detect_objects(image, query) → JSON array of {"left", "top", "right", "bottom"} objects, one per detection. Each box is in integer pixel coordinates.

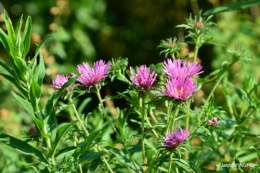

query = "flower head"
[
  {"left": 52, "top": 75, "right": 71, "bottom": 90},
  {"left": 130, "top": 65, "right": 157, "bottom": 89},
  {"left": 208, "top": 117, "right": 218, "bottom": 126},
  {"left": 163, "top": 58, "right": 203, "bottom": 78},
  {"left": 163, "top": 127, "right": 189, "bottom": 149},
  {"left": 161, "top": 77, "right": 196, "bottom": 101},
  {"left": 77, "top": 60, "right": 110, "bottom": 88}
]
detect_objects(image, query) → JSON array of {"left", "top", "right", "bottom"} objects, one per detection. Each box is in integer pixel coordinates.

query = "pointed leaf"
[
  {"left": 15, "top": 15, "right": 23, "bottom": 51},
  {"left": 52, "top": 122, "right": 77, "bottom": 156},
  {"left": 12, "top": 91, "right": 34, "bottom": 116},
  {"left": 4, "top": 10, "right": 16, "bottom": 44},
  {"left": 0, "top": 59, "right": 19, "bottom": 78},
  {"left": 34, "top": 34, "right": 52, "bottom": 59},
  {"left": 21, "top": 16, "right": 32, "bottom": 58},
  {"left": 78, "top": 151, "right": 106, "bottom": 164},
  {"left": 0, "top": 73, "right": 27, "bottom": 96},
  {"left": 33, "top": 117, "right": 47, "bottom": 137},
  {"left": 37, "top": 51, "right": 45, "bottom": 86},
  {"left": 203, "top": 0, "right": 260, "bottom": 16},
  {"left": 0, "top": 29, "right": 10, "bottom": 53},
  {"left": 0, "top": 133, "right": 49, "bottom": 165},
  {"left": 54, "top": 77, "right": 77, "bottom": 103}
]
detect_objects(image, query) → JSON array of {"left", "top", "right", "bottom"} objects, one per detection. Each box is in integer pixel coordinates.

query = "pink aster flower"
[
  {"left": 52, "top": 75, "right": 71, "bottom": 90},
  {"left": 77, "top": 60, "right": 110, "bottom": 88},
  {"left": 163, "top": 58, "right": 203, "bottom": 78},
  {"left": 161, "top": 77, "right": 196, "bottom": 101},
  {"left": 162, "top": 127, "right": 189, "bottom": 149},
  {"left": 208, "top": 117, "right": 218, "bottom": 126},
  {"left": 130, "top": 65, "right": 157, "bottom": 89}
]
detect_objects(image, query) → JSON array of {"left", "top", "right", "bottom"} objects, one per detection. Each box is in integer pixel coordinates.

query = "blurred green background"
[{"left": 0, "top": 0, "right": 260, "bottom": 172}]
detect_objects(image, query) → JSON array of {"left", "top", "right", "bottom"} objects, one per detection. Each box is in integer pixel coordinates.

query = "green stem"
[
  {"left": 169, "top": 104, "right": 180, "bottom": 131},
  {"left": 166, "top": 101, "right": 172, "bottom": 134},
  {"left": 193, "top": 36, "right": 201, "bottom": 62},
  {"left": 198, "top": 73, "right": 225, "bottom": 119},
  {"left": 46, "top": 137, "right": 55, "bottom": 164},
  {"left": 145, "top": 116, "right": 159, "bottom": 138},
  {"left": 149, "top": 110, "right": 158, "bottom": 124},
  {"left": 95, "top": 88, "right": 139, "bottom": 172},
  {"left": 68, "top": 97, "right": 89, "bottom": 136},
  {"left": 168, "top": 153, "right": 173, "bottom": 172},
  {"left": 139, "top": 96, "right": 146, "bottom": 165}
]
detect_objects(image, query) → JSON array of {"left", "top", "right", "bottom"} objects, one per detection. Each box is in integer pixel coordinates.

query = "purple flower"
[
  {"left": 77, "top": 60, "right": 110, "bottom": 88},
  {"left": 130, "top": 65, "right": 157, "bottom": 89},
  {"left": 161, "top": 77, "right": 196, "bottom": 101},
  {"left": 163, "top": 127, "right": 189, "bottom": 149},
  {"left": 163, "top": 58, "right": 203, "bottom": 78},
  {"left": 52, "top": 75, "right": 71, "bottom": 90},
  {"left": 208, "top": 117, "right": 218, "bottom": 126}
]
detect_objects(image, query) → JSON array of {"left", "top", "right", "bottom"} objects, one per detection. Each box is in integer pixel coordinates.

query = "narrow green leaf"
[
  {"left": 0, "top": 59, "right": 19, "bottom": 78},
  {"left": 89, "top": 158, "right": 101, "bottom": 171},
  {"left": 55, "top": 146, "right": 77, "bottom": 157},
  {"left": 54, "top": 77, "right": 77, "bottom": 103},
  {"left": 174, "top": 159, "right": 195, "bottom": 172},
  {"left": 13, "top": 57, "right": 27, "bottom": 81},
  {"left": 46, "top": 110, "right": 57, "bottom": 141},
  {"left": 4, "top": 10, "right": 16, "bottom": 44},
  {"left": 37, "top": 51, "right": 45, "bottom": 86},
  {"left": 78, "top": 151, "right": 106, "bottom": 164},
  {"left": 34, "top": 34, "right": 52, "bottom": 60},
  {"left": 72, "top": 130, "right": 101, "bottom": 159},
  {"left": 31, "top": 77, "right": 42, "bottom": 99},
  {"left": 15, "top": 14, "right": 23, "bottom": 50},
  {"left": 33, "top": 117, "right": 46, "bottom": 137},
  {"left": 78, "top": 97, "right": 91, "bottom": 114},
  {"left": 21, "top": 16, "right": 32, "bottom": 58},
  {"left": 45, "top": 93, "right": 55, "bottom": 117},
  {"left": 0, "top": 133, "right": 49, "bottom": 165},
  {"left": 0, "top": 73, "right": 27, "bottom": 96},
  {"left": 52, "top": 122, "right": 77, "bottom": 157},
  {"left": 0, "top": 29, "right": 10, "bottom": 54},
  {"left": 203, "top": 0, "right": 260, "bottom": 16},
  {"left": 12, "top": 91, "right": 34, "bottom": 116}
]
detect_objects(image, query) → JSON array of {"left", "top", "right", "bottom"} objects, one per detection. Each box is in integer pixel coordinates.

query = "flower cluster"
[
  {"left": 161, "top": 58, "right": 203, "bottom": 101},
  {"left": 52, "top": 75, "right": 71, "bottom": 90},
  {"left": 77, "top": 60, "right": 110, "bottom": 88},
  {"left": 130, "top": 65, "right": 157, "bottom": 89},
  {"left": 52, "top": 60, "right": 110, "bottom": 91},
  {"left": 163, "top": 127, "right": 189, "bottom": 149}
]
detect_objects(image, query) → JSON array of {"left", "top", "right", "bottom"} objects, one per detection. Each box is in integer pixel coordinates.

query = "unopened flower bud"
[
  {"left": 29, "top": 126, "right": 37, "bottom": 136},
  {"left": 208, "top": 117, "right": 218, "bottom": 126},
  {"left": 195, "top": 22, "right": 203, "bottom": 28}
]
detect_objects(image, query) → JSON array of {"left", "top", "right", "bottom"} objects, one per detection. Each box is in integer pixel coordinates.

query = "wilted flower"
[
  {"left": 161, "top": 77, "right": 196, "bottom": 101},
  {"left": 52, "top": 75, "right": 71, "bottom": 90},
  {"left": 130, "top": 65, "right": 157, "bottom": 89},
  {"left": 163, "top": 127, "right": 189, "bottom": 149},
  {"left": 163, "top": 58, "right": 203, "bottom": 78},
  {"left": 77, "top": 60, "right": 110, "bottom": 88},
  {"left": 208, "top": 117, "right": 218, "bottom": 126}
]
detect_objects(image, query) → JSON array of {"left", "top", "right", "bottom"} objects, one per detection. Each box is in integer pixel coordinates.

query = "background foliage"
[{"left": 0, "top": 0, "right": 260, "bottom": 172}]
